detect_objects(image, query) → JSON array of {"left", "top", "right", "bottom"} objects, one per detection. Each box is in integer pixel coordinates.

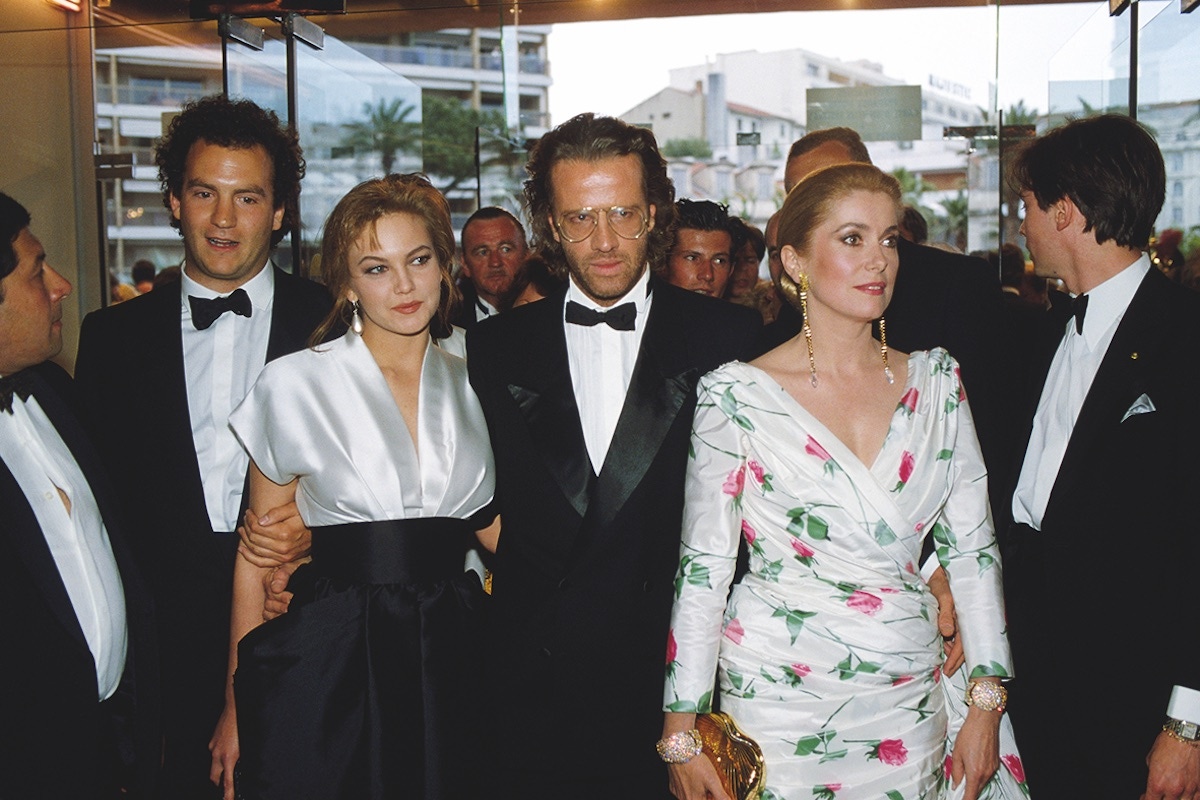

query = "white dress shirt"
[
  {"left": 1011, "top": 253, "right": 1196, "bottom": 719},
  {"left": 0, "top": 390, "right": 127, "bottom": 700},
  {"left": 564, "top": 269, "right": 652, "bottom": 473},
  {"left": 181, "top": 264, "right": 275, "bottom": 532}
]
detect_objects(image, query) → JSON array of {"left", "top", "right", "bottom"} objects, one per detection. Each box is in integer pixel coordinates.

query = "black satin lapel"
[
  {"left": 506, "top": 314, "right": 592, "bottom": 519},
  {"left": 150, "top": 287, "right": 212, "bottom": 529},
  {"left": 591, "top": 294, "right": 694, "bottom": 529},
  {"left": 266, "top": 266, "right": 301, "bottom": 362}
]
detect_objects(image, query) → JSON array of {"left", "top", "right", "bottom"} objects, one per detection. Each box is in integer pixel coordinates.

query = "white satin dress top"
[{"left": 229, "top": 332, "right": 495, "bottom": 527}]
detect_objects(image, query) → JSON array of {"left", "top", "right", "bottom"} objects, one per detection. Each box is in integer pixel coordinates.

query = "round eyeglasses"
[{"left": 554, "top": 206, "right": 650, "bottom": 244}]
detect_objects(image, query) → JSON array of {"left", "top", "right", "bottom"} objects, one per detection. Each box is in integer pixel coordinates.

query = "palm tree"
[
  {"left": 939, "top": 191, "right": 971, "bottom": 253},
  {"left": 343, "top": 98, "right": 420, "bottom": 175},
  {"left": 891, "top": 167, "right": 938, "bottom": 238}
]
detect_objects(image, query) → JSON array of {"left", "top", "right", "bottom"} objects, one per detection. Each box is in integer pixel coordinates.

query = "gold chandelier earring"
[
  {"left": 799, "top": 272, "right": 818, "bottom": 388},
  {"left": 879, "top": 316, "right": 894, "bottom": 384}
]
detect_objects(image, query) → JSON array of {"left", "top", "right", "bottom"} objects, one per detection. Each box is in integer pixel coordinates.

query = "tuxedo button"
[
  {"left": 641, "top": 580, "right": 653, "bottom": 592},
  {"left": 556, "top": 577, "right": 568, "bottom": 590},
  {"left": 540, "top": 646, "right": 552, "bottom": 659}
]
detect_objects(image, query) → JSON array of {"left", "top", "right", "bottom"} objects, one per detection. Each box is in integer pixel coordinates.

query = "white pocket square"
[{"left": 1121, "top": 393, "right": 1156, "bottom": 422}]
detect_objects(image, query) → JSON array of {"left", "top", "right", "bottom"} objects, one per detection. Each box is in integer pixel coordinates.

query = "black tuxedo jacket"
[
  {"left": 1000, "top": 267, "right": 1200, "bottom": 796},
  {"left": 73, "top": 266, "right": 331, "bottom": 795},
  {"left": 468, "top": 280, "right": 760, "bottom": 796},
  {"left": 0, "top": 361, "right": 159, "bottom": 799}
]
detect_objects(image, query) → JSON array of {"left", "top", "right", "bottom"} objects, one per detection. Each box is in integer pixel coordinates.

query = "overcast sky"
[{"left": 544, "top": 3, "right": 1117, "bottom": 126}]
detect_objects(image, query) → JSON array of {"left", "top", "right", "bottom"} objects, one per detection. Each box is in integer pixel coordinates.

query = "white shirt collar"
[{"left": 1072, "top": 253, "right": 1149, "bottom": 347}]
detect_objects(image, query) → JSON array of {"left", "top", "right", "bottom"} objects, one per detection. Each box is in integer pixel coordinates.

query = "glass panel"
[
  {"left": 291, "top": 34, "right": 423, "bottom": 275},
  {"left": 224, "top": 30, "right": 290, "bottom": 122},
  {"left": 333, "top": 7, "right": 537, "bottom": 229},
  {"left": 1138, "top": 1, "right": 1200, "bottom": 280},
  {"left": 1045, "top": 2, "right": 1136, "bottom": 122},
  {"left": 94, "top": 18, "right": 223, "bottom": 284}
]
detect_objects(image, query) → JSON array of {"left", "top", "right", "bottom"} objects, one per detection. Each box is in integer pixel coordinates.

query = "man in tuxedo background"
[
  {"left": 659, "top": 198, "right": 736, "bottom": 299},
  {"left": 450, "top": 205, "right": 529, "bottom": 329},
  {"left": 0, "top": 192, "right": 158, "bottom": 798},
  {"left": 1002, "top": 114, "right": 1199, "bottom": 798},
  {"left": 74, "top": 96, "right": 331, "bottom": 799},
  {"left": 468, "top": 113, "right": 761, "bottom": 798}
]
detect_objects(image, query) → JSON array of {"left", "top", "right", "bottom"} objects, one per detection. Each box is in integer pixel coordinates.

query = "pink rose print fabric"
[{"left": 665, "top": 350, "right": 1025, "bottom": 799}]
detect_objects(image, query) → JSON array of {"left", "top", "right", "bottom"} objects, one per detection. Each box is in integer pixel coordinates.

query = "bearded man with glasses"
[{"left": 467, "top": 113, "right": 761, "bottom": 799}]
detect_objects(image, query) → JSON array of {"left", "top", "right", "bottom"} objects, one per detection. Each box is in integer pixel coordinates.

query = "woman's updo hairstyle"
[{"left": 776, "top": 163, "right": 901, "bottom": 311}]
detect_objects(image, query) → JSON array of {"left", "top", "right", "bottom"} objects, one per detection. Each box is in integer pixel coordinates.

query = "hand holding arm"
[
  {"left": 237, "top": 501, "right": 311, "bottom": 568},
  {"left": 261, "top": 559, "right": 306, "bottom": 621},
  {"left": 926, "top": 566, "right": 965, "bottom": 676}
]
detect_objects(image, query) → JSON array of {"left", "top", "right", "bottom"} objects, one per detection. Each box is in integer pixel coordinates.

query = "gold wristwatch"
[
  {"left": 1164, "top": 717, "right": 1200, "bottom": 744},
  {"left": 965, "top": 679, "right": 1008, "bottom": 713}
]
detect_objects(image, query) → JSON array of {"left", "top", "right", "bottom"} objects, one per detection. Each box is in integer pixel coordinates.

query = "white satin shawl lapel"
[
  {"left": 339, "top": 333, "right": 424, "bottom": 515},
  {"left": 417, "top": 343, "right": 495, "bottom": 518}
]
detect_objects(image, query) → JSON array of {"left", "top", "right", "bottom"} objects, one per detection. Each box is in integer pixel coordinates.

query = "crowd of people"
[{"left": 1, "top": 93, "right": 1197, "bottom": 800}]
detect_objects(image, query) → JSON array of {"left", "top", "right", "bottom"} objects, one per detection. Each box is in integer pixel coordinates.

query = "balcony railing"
[
  {"left": 346, "top": 43, "right": 547, "bottom": 75},
  {"left": 95, "top": 81, "right": 208, "bottom": 107}
]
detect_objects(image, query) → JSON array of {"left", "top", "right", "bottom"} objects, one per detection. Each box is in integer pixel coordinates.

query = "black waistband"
[{"left": 309, "top": 518, "right": 471, "bottom": 584}]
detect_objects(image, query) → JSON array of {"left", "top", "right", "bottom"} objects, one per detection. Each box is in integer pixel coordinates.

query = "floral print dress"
[{"left": 665, "top": 350, "right": 1028, "bottom": 800}]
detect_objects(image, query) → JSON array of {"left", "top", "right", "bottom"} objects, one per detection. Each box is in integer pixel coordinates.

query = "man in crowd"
[
  {"left": 660, "top": 197, "right": 736, "bottom": 299},
  {"left": 898, "top": 203, "right": 929, "bottom": 245},
  {"left": 1002, "top": 114, "right": 1200, "bottom": 798},
  {"left": 467, "top": 113, "right": 760, "bottom": 798},
  {"left": 451, "top": 205, "right": 529, "bottom": 329},
  {"left": 75, "top": 95, "right": 331, "bottom": 799},
  {"left": 131, "top": 259, "right": 156, "bottom": 294},
  {"left": 0, "top": 192, "right": 158, "bottom": 798}
]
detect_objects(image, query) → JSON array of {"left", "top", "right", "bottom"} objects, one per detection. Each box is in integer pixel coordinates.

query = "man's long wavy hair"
[{"left": 524, "top": 113, "right": 676, "bottom": 278}]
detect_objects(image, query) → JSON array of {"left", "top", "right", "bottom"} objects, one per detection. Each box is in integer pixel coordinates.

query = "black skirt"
[{"left": 234, "top": 518, "right": 485, "bottom": 800}]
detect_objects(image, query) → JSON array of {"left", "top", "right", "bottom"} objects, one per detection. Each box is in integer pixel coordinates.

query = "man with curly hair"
[
  {"left": 75, "top": 95, "right": 331, "bottom": 799},
  {"left": 467, "top": 113, "right": 760, "bottom": 798}
]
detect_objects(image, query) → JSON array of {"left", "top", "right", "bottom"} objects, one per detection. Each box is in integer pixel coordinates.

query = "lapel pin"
[{"left": 1130, "top": 352, "right": 1139, "bottom": 360}]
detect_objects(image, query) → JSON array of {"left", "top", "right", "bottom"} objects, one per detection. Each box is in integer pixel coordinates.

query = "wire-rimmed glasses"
[{"left": 554, "top": 206, "right": 650, "bottom": 243}]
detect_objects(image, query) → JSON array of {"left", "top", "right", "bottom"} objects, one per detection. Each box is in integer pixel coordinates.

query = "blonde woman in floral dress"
[{"left": 661, "top": 164, "right": 1026, "bottom": 800}]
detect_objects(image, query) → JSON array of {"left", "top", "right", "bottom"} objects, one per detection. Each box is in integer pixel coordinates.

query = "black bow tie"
[
  {"left": 189, "top": 288, "right": 252, "bottom": 331},
  {"left": 565, "top": 300, "right": 637, "bottom": 331},
  {"left": 1070, "top": 293, "right": 1089, "bottom": 335},
  {"left": 0, "top": 370, "right": 33, "bottom": 415}
]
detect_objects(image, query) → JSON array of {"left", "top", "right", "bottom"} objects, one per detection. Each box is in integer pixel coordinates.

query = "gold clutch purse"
[{"left": 695, "top": 712, "right": 766, "bottom": 800}]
